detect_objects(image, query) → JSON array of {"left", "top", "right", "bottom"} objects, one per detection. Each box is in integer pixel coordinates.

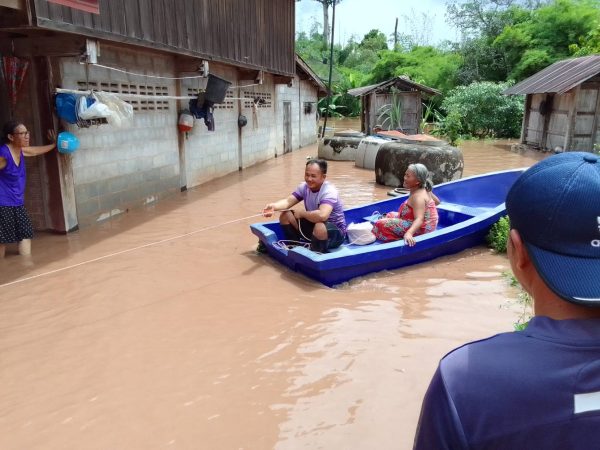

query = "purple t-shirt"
[
  {"left": 0, "top": 144, "right": 26, "bottom": 207},
  {"left": 292, "top": 181, "right": 346, "bottom": 234}
]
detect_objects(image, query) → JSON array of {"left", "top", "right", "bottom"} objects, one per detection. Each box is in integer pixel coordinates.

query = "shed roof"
[
  {"left": 504, "top": 55, "right": 600, "bottom": 95},
  {"left": 295, "top": 54, "right": 328, "bottom": 96},
  {"left": 347, "top": 76, "right": 441, "bottom": 97}
]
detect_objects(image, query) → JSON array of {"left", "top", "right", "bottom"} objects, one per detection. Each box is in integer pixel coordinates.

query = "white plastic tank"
[{"left": 355, "top": 136, "right": 388, "bottom": 169}]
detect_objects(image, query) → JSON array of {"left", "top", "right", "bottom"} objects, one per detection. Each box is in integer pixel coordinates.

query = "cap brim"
[{"left": 525, "top": 243, "right": 600, "bottom": 306}]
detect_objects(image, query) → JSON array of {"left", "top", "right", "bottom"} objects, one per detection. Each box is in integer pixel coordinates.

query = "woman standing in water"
[
  {"left": 372, "top": 163, "right": 440, "bottom": 246},
  {"left": 0, "top": 121, "right": 56, "bottom": 257}
]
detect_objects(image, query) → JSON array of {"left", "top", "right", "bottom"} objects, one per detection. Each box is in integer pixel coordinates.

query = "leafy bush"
[
  {"left": 441, "top": 81, "right": 524, "bottom": 138},
  {"left": 434, "top": 110, "right": 463, "bottom": 146},
  {"left": 487, "top": 216, "right": 510, "bottom": 253}
]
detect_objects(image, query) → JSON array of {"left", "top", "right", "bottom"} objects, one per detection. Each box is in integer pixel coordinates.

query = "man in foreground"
[
  {"left": 414, "top": 152, "right": 600, "bottom": 449},
  {"left": 262, "top": 158, "right": 346, "bottom": 253}
]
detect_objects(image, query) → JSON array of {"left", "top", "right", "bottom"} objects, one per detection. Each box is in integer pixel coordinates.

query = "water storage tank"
[
  {"left": 317, "top": 130, "right": 365, "bottom": 161},
  {"left": 355, "top": 136, "right": 388, "bottom": 169},
  {"left": 375, "top": 141, "right": 464, "bottom": 187}
]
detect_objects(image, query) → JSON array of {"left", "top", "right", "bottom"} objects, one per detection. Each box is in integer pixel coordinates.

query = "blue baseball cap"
[{"left": 506, "top": 152, "right": 600, "bottom": 306}]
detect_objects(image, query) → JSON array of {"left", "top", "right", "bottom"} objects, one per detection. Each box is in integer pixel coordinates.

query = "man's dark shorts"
[{"left": 297, "top": 218, "right": 344, "bottom": 249}]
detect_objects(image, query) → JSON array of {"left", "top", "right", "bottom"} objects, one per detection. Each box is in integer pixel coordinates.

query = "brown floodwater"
[{"left": 0, "top": 139, "right": 544, "bottom": 449}]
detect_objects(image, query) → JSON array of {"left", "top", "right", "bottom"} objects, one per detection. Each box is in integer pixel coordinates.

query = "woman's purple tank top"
[{"left": 0, "top": 144, "right": 26, "bottom": 207}]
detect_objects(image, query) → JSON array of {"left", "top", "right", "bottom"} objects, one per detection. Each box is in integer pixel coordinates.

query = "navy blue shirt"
[{"left": 414, "top": 316, "right": 600, "bottom": 449}]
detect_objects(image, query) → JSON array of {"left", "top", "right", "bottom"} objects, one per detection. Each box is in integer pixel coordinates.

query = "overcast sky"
[{"left": 296, "top": 0, "right": 460, "bottom": 46}]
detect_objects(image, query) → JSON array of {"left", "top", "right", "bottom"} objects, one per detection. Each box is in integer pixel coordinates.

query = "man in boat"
[
  {"left": 262, "top": 158, "right": 346, "bottom": 253},
  {"left": 414, "top": 152, "right": 600, "bottom": 449}
]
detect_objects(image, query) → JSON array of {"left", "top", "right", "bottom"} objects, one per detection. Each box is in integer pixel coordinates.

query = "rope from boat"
[
  {"left": 273, "top": 240, "right": 310, "bottom": 250},
  {"left": 0, "top": 212, "right": 266, "bottom": 289},
  {"left": 269, "top": 208, "right": 389, "bottom": 251}
]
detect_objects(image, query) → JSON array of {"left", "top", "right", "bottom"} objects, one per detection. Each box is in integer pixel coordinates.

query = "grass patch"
[{"left": 503, "top": 271, "right": 533, "bottom": 331}]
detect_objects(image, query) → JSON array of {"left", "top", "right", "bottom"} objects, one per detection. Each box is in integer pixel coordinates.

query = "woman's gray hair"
[{"left": 407, "top": 163, "right": 434, "bottom": 191}]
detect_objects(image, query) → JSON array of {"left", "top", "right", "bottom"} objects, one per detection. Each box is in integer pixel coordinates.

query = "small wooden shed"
[
  {"left": 504, "top": 55, "right": 600, "bottom": 152},
  {"left": 348, "top": 76, "right": 440, "bottom": 135}
]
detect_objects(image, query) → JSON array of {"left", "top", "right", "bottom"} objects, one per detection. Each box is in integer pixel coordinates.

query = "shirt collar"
[{"left": 524, "top": 316, "right": 600, "bottom": 345}]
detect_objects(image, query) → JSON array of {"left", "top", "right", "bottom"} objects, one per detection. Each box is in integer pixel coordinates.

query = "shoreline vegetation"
[{"left": 298, "top": 0, "right": 600, "bottom": 143}]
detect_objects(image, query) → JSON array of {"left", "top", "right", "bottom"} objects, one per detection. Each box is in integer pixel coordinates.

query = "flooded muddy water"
[{"left": 0, "top": 140, "right": 544, "bottom": 449}]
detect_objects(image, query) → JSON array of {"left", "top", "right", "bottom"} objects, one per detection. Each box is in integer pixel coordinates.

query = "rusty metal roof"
[
  {"left": 295, "top": 54, "right": 328, "bottom": 95},
  {"left": 504, "top": 55, "right": 600, "bottom": 95},
  {"left": 347, "top": 76, "right": 440, "bottom": 97}
]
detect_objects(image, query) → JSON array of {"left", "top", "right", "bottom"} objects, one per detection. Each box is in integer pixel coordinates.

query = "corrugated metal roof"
[
  {"left": 347, "top": 76, "right": 440, "bottom": 97},
  {"left": 504, "top": 55, "right": 600, "bottom": 95},
  {"left": 295, "top": 54, "right": 328, "bottom": 95}
]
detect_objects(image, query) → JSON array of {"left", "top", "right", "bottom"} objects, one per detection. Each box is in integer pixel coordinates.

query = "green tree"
[
  {"left": 493, "top": 0, "right": 600, "bottom": 79},
  {"left": 570, "top": 24, "right": 600, "bottom": 55},
  {"left": 447, "top": 0, "right": 532, "bottom": 83},
  {"left": 359, "top": 29, "right": 389, "bottom": 52},
  {"left": 369, "top": 47, "right": 462, "bottom": 93},
  {"left": 332, "top": 68, "right": 365, "bottom": 117},
  {"left": 446, "top": 0, "right": 529, "bottom": 38},
  {"left": 296, "top": 24, "right": 344, "bottom": 81},
  {"left": 441, "top": 81, "right": 524, "bottom": 138},
  {"left": 341, "top": 29, "right": 389, "bottom": 75},
  {"left": 298, "top": 0, "right": 343, "bottom": 44}
]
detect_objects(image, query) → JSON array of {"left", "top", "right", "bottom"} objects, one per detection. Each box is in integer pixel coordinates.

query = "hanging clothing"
[{"left": 189, "top": 98, "right": 215, "bottom": 131}]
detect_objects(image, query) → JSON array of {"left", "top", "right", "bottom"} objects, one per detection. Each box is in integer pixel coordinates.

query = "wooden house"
[
  {"left": 347, "top": 76, "right": 440, "bottom": 135},
  {"left": 504, "top": 55, "right": 600, "bottom": 152},
  {"left": 0, "top": 0, "right": 324, "bottom": 232}
]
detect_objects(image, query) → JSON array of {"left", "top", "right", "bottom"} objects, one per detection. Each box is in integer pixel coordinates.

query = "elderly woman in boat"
[{"left": 372, "top": 163, "right": 440, "bottom": 246}]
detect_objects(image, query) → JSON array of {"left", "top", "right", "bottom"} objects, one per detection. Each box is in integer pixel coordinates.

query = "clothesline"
[
  {"left": 90, "top": 63, "right": 205, "bottom": 80},
  {"left": 55, "top": 88, "right": 261, "bottom": 102},
  {"left": 56, "top": 87, "right": 193, "bottom": 101}
]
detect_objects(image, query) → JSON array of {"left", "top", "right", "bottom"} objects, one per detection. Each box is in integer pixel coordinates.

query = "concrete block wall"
[
  {"left": 181, "top": 67, "right": 281, "bottom": 188},
  {"left": 299, "top": 79, "right": 319, "bottom": 147},
  {"left": 180, "top": 65, "right": 240, "bottom": 188},
  {"left": 53, "top": 47, "right": 322, "bottom": 226},
  {"left": 275, "top": 75, "right": 320, "bottom": 150},
  {"left": 59, "top": 47, "right": 179, "bottom": 226},
  {"left": 238, "top": 76, "right": 279, "bottom": 168}
]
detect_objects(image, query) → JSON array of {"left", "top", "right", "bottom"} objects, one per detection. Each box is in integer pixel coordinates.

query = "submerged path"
[{"left": 0, "top": 141, "right": 542, "bottom": 449}]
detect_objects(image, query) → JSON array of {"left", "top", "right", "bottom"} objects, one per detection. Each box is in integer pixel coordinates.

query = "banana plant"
[{"left": 318, "top": 94, "right": 347, "bottom": 118}]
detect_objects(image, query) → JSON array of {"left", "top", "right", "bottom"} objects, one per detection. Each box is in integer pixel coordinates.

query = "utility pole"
[
  {"left": 394, "top": 18, "right": 398, "bottom": 51},
  {"left": 321, "top": 1, "right": 336, "bottom": 138}
]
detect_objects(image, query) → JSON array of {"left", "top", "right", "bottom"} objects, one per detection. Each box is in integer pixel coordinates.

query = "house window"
[
  {"left": 187, "top": 88, "right": 234, "bottom": 110},
  {"left": 243, "top": 91, "right": 272, "bottom": 109},
  {"left": 76, "top": 81, "right": 171, "bottom": 112}
]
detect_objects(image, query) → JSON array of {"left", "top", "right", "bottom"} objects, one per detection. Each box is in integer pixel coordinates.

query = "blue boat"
[{"left": 250, "top": 168, "right": 525, "bottom": 287}]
